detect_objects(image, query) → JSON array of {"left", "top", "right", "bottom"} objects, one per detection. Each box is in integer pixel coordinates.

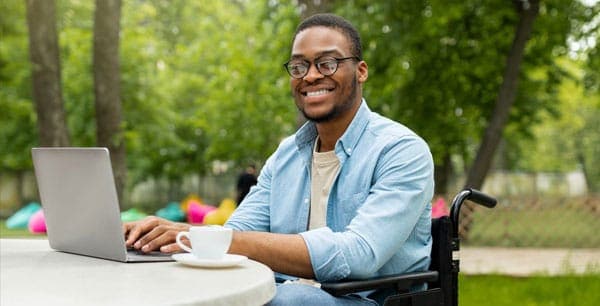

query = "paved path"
[{"left": 460, "top": 247, "right": 600, "bottom": 276}]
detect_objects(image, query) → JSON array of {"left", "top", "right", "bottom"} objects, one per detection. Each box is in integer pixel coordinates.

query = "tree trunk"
[
  {"left": 93, "top": 0, "right": 126, "bottom": 205},
  {"left": 464, "top": 0, "right": 539, "bottom": 190},
  {"left": 461, "top": 0, "right": 539, "bottom": 237},
  {"left": 434, "top": 151, "right": 453, "bottom": 196},
  {"left": 575, "top": 138, "right": 594, "bottom": 193},
  {"left": 25, "top": 0, "right": 70, "bottom": 147}
]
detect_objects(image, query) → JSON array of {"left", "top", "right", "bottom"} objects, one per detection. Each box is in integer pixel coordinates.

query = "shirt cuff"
[{"left": 300, "top": 227, "right": 351, "bottom": 281}]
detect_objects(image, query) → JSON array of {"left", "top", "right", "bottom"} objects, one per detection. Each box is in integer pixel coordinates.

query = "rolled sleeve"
[{"left": 300, "top": 228, "right": 352, "bottom": 281}]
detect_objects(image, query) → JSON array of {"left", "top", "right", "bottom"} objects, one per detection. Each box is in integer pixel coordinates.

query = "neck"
[{"left": 315, "top": 99, "right": 361, "bottom": 152}]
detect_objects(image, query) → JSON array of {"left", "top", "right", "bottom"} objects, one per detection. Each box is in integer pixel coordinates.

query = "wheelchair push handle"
[
  {"left": 467, "top": 189, "right": 497, "bottom": 208},
  {"left": 449, "top": 188, "right": 497, "bottom": 229},
  {"left": 450, "top": 188, "right": 497, "bottom": 211}
]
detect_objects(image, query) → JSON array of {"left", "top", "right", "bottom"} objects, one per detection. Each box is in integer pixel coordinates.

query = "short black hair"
[{"left": 293, "top": 13, "right": 362, "bottom": 60}]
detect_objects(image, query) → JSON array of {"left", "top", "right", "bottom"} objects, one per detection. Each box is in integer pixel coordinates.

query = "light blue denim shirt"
[{"left": 225, "top": 100, "right": 434, "bottom": 282}]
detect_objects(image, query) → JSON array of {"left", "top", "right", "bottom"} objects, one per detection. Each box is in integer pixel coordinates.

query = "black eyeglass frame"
[{"left": 283, "top": 56, "right": 361, "bottom": 79}]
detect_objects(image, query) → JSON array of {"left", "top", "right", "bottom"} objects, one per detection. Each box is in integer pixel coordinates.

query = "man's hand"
[{"left": 123, "top": 216, "right": 191, "bottom": 253}]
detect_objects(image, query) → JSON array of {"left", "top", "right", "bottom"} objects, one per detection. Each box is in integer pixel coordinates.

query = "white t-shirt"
[{"left": 309, "top": 138, "right": 340, "bottom": 230}]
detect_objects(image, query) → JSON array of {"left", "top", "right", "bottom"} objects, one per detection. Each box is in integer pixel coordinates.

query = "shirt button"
[
  {"left": 346, "top": 148, "right": 352, "bottom": 154},
  {"left": 304, "top": 198, "right": 309, "bottom": 203}
]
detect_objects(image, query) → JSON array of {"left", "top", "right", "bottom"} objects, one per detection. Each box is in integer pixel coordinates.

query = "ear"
[{"left": 357, "top": 60, "right": 368, "bottom": 83}]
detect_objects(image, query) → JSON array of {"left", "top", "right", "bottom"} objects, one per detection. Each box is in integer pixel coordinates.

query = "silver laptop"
[{"left": 32, "top": 147, "right": 173, "bottom": 262}]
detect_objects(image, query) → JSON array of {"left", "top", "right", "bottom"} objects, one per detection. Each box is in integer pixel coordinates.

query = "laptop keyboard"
[{"left": 126, "top": 248, "right": 174, "bottom": 262}]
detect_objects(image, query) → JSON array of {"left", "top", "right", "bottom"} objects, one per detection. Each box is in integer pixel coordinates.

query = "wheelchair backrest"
[{"left": 428, "top": 216, "right": 453, "bottom": 306}]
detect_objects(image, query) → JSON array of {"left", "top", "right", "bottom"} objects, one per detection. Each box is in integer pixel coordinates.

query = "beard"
[{"left": 298, "top": 75, "right": 360, "bottom": 123}]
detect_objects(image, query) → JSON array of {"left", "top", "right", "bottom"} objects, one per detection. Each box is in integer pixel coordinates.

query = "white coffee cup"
[{"left": 176, "top": 226, "right": 233, "bottom": 260}]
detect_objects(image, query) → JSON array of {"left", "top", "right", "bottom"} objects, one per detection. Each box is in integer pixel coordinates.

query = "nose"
[{"left": 303, "top": 63, "right": 324, "bottom": 83}]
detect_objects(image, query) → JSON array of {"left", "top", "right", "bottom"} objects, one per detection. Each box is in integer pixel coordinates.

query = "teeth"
[{"left": 306, "top": 89, "right": 329, "bottom": 97}]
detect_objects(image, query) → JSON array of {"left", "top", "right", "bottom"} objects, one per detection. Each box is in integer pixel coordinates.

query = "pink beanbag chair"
[
  {"left": 28, "top": 209, "right": 47, "bottom": 234},
  {"left": 187, "top": 201, "right": 216, "bottom": 224},
  {"left": 432, "top": 198, "right": 449, "bottom": 218}
]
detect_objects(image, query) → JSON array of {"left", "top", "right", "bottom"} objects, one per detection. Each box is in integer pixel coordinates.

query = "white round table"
[{"left": 0, "top": 239, "right": 275, "bottom": 306}]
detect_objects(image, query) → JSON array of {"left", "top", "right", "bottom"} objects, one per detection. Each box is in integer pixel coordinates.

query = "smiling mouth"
[{"left": 303, "top": 89, "right": 332, "bottom": 97}]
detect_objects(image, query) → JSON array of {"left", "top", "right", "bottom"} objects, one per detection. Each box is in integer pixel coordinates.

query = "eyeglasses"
[{"left": 283, "top": 56, "right": 360, "bottom": 79}]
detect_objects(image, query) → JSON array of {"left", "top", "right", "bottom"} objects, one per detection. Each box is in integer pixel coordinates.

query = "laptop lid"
[{"left": 32, "top": 147, "right": 168, "bottom": 262}]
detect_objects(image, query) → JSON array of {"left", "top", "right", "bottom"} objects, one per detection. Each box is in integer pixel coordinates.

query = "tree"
[
  {"left": 509, "top": 58, "right": 600, "bottom": 194},
  {"left": 578, "top": 3, "right": 600, "bottom": 193},
  {"left": 113, "top": 0, "right": 298, "bottom": 202},
  {"left": 3, "top": 0, "right": 596, "bottom": 211},
  {"left": 93, "top": 0, "right": 126, "bottom": 203},
  {"left": 338, "top": 1, "right": 594, "bottom": 194},
  {"left": 338, "top": 1, "right": 521, "bottom": 195},
  {"left": 464, "top": 0, "right": 539, "bottom": 190},
  {"left": 0, "top": 1, "right": 38, "bottom": 206},
  {"left": 25, "top": 0, "right": 70, "bottom": 147}
]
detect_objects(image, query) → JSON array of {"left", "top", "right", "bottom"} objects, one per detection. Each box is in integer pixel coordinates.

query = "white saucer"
[{"left": 172, "top": 253, "right": 248, "bottom": 268}]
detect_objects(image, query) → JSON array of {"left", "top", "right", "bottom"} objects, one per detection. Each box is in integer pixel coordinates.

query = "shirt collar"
[{"left": 295, "top": 99, "right": 371, "bottom": 157}]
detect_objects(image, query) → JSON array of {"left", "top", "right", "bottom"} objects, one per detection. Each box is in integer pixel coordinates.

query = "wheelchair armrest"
[{"left": 320, "top": 271, "right": 439, "bottom": 296}]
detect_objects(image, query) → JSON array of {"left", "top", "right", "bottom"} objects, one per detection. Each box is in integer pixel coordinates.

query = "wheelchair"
[{"left": 321, "top": 188, "right": 497, "bottom": 306}]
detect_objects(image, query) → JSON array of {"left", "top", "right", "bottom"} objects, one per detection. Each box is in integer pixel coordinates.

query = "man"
[{"left": 124, "top": 14, "right": 434, "bottom": 305}]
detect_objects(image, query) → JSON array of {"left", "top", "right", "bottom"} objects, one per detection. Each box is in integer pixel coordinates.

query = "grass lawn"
[
  {"left": 0, "top": 220, "right": 44, "bottom": 238},
  {"left": 460, "top": 274, "right": 600, "bottom": 306}
]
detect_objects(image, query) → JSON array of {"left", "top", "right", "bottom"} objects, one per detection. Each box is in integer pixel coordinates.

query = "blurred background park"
[{"left": 0, "top": 0, "right": 599, "bottom": 304}]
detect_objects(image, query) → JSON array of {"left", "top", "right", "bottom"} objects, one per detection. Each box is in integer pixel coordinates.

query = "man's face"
[{"left": 289, "top": 26, "right": 367, "bottom": 123}]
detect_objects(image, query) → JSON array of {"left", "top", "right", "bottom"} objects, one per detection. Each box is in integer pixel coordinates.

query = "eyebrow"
[{"left": 290, "top": 49, "right": 344, "bottom": 60}]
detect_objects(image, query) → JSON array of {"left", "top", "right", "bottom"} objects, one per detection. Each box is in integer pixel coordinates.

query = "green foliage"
[
  {"left": 337, "top": 0, "right": 598, "bottom": 183},
  {"left": 338, "top": 0, "right": 518, "bottom": 165},
  {"left": 59, "top": 1, "right": 95, "bottom": 147},
  {"left": 1, "top": 0, "right": 598, "bottom": 196},
  {"left": 503, "top": 58, "right": 600, "bottom": 192},
  {"left": 573, "top": 2, "right": 600, "bottom": 93},
  {"left": 0, "top": 0, "right": 300, "bottom": 192},
  {"left": 0, "top": 1, "right": 36, "bottom": 172},
  {"left": 116, "top": 0, "right": 299, "bottom": 187}
]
